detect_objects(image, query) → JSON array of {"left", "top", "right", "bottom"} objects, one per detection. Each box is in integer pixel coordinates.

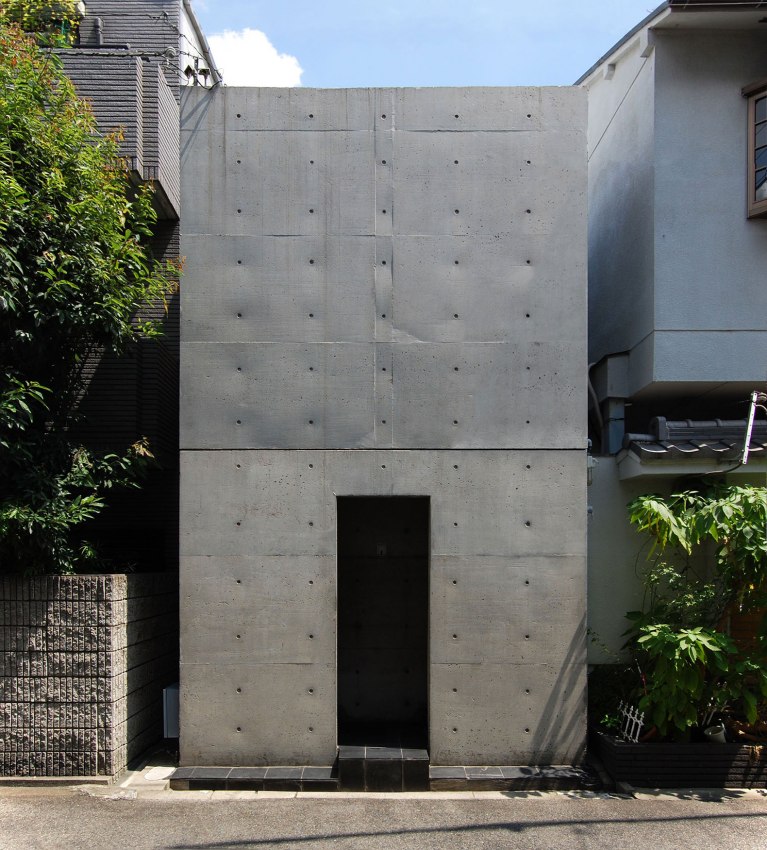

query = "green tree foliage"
[
  {"left": 0, "top": 20, "right": 178, "bottom": 574},
  {"left": 624, "top": 486, "right": 767, "bottom": 736},
  {"left": 0, "top": 1, "right": 82, "bottom": 46}
]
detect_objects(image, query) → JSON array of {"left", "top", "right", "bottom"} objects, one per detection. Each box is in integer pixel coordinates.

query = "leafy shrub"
[{"left": 0, "top": 20, "right": 177, "bottom": 574}]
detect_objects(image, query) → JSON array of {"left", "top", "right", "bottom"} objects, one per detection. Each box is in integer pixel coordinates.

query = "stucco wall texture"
[{"left": 179, "top": 86, "right": 588, "bottom": 766}]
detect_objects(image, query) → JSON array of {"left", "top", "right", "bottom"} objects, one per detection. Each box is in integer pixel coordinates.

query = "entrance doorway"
[{"left": 337, "top": 496, "right": 429, "bottom": 749}]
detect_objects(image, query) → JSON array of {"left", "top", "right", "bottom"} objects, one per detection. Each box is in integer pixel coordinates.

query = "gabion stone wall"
[{"left": 0, "top": 574, "right": 177, "bottom": 779}]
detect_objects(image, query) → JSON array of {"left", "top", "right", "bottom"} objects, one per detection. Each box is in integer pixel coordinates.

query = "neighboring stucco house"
[{"left": 580, "top": 0, "right": 767, "bottom": 661}]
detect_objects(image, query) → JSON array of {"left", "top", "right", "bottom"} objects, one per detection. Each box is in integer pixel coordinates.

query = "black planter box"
[{"left": 593, "top": 730, "right": 767, "bottom": 788}]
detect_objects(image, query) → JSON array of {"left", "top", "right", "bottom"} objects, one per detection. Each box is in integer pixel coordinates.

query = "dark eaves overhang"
[
  {"left": 617, "top": 417, "right": 767, "bottom": 480},
  {"left": 576, "top": 0, "right": 767, "bottom": 85},
  {"left": 669, "top": 1, "right": 767, "bottom": 9}
]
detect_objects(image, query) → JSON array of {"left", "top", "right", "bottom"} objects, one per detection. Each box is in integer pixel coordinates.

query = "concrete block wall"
[
  {"left": 147, "top": 65, "right": 181, "bottom": 215},
  {"left": 78, "top": 0, "right": 182, "bottom": 98},
  {"left": 58, "top": 52, "right": 144, "bottom": 174},
  {"left": 180, "top": 86, "right": 587, "bottom": 766},
  {"left": 0, "top": 574, "right": 177, "bottom": 778}
]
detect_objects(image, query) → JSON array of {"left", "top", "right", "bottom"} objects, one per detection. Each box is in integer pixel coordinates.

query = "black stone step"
[
  {"left": 169, "top": 765, "right": 338, "bottom": 791},
  {"left": 429, "top": 764, "right": 601, "bottom": 791},
  {"left": 169, "top": 761, "right": 599, "bottom": 793},
  {"left": 338, "top": 745, "right": 429, "bottom": 791}
]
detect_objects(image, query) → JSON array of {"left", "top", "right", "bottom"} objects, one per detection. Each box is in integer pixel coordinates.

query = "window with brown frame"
[{"left": 743, "top": 81, "right": 767, "bottom": 218}]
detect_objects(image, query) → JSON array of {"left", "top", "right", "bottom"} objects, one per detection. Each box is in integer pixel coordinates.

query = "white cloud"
[{"left": 208, "top": 28, "right": 303, "bottom": 87}]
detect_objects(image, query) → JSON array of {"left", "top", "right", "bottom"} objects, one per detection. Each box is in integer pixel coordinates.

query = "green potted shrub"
[{"left": 592, "top": 485, "right": 767, "bottom": 786}]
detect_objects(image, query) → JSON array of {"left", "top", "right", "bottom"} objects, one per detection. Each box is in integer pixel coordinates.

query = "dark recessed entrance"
[{"left": 337, "top": 496, "right": 429, "bottom": 749}]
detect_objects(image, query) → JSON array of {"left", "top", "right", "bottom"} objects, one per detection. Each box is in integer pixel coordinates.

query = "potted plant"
[{"left": 592, "top": 485, "right": 767, "bottom": 786}]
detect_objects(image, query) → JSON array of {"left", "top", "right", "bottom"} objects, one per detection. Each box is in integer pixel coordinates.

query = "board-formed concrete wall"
[{"left": 180, "top": 86, "right": 587, "bottom": 766}]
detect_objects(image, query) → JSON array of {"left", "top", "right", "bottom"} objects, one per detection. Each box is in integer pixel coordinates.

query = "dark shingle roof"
[{"left": 623, "top": 417, "right": 767, "bottom": 461}]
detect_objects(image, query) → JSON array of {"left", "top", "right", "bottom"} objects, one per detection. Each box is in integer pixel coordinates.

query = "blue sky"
[{"left": 192, "top": 1, "right": 663, "bottom": 88}]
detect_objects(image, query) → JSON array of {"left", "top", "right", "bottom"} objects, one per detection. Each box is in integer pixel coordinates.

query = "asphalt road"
[{"left": 1, "top": 788, "right": 766, "bottom": 850}]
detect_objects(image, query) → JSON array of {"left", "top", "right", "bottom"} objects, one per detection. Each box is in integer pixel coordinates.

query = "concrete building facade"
[{"left": 179, "top": 86, "right": 588, "bottom": 768}]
